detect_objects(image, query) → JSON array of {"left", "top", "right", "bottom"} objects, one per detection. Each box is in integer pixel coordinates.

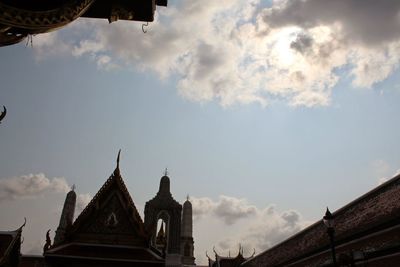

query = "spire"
[
  {"left": 113, "top": 149, "right": 121, "bottom": 177},
  {"left": 186, "top": 194, "right": 190, "bottom": 201},
  {"left": 181, "top": 194, "right": 195, "bottom": 264},
  {"left": 164, "top": 167, "right": 168, "bottom": 176},
  {"left": 159, "top": 175, "right": 170, "bottom": 194},
  {"left": 54, "top": 187, "right": 76, "bottom": 245},
  {"left": 71, "top": 184, "right": 76, "bottom": 191},
  {"left": 182, "top": 196, "right": 193, "bottom": 237}
]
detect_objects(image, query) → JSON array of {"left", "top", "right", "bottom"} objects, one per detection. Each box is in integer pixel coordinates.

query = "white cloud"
[
  {"left": 76, "top": 193, "right": 91, "bottom": 213},
  {"left": 191, "top": 195, "right": 257, "bottom": 225},
  {"left": 377, "top": 168, "right": 400, "bottom": 185},
  {"left": 33, "top": 1, "right": 400, "bottom": 107},
  {"left": 192, "top": 196, "right": 311, "bottom": 264},
  {"left": 0, "top": 173, "right": 70, "bottom": 201},
  {"left": 373, "top": 160, "right": 400, "bottom": 185}
]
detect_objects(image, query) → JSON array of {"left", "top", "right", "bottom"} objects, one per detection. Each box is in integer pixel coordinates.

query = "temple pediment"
[
  {"left": 65, "top": 171, "right": 148, "bottom": 247},
  {"left": 44, "top": 154, "right": 166, "bottom": 267}
]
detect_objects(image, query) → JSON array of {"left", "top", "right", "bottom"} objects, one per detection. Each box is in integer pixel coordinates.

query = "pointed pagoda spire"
[
  {"left": 181, "top": 196, "right": 193, "bottom": 238},
  {"left": 113, "top": 149, "right": 121, "bottom": 177},
  {"left": 181, "top": 195, "right": 195, "bottom": 265},
  {"left": 54, "top": 186, "right": 76, "bottom": 245}
]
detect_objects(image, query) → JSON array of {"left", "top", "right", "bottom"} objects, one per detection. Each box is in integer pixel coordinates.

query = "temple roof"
[
  {"left": 208, "top": 247, "right": 255, "bottom": 267},
  {"left": 245, "top": 173, "right": 400, "bottom": 266},
  {"left": 51, "top": 153, "right": 149, "bottom": 248},
  {"left": 71, "top": 170, "right": 145, "bottom": 233},
  {"left": 0, "top": 0, "right": 168, "bottom": 46},
  {"left": 46, "top": 243, "right": 163, "bottom": 263},
  {"left": 0, "top": 226, "right": 23, "bottom": 266}
]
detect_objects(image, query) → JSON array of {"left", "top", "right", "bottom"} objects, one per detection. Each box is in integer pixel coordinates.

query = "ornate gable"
[{"left": 64, "top": 163, "right": 148, "bottom": 246}]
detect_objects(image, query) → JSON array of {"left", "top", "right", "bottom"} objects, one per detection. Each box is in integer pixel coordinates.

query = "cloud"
[
  {"left": 243, "top": 206, "right": 306, "bottom": 251},
  {"left": 214, "top": 196, "right": 258, "bottom": 225},
  {"left": 0, "top": 173, "right": 70, "bottom": 202},
  {"left": 378, "top": 168, "right": 400, "bottom": 185},
  {"left": 191, "top": 195, "right": 257, "bottom": 225},
  {"left": 193, "top": 195, "right": 310, "bottom": 261},
  {"left": 263, "top": 0, "right": 400, "bottom": 46},
  {"left": 76, "top": 193, "right": 91, "bottom": 213},
  {"left": 216, "top": 205, "right": 307, "bottom": 253},
  {"left": 32, "top": 32, "right": 72, "bottom": 60},
  {"left": 33, "top": 0, "right": 400, "bottom": 107}
]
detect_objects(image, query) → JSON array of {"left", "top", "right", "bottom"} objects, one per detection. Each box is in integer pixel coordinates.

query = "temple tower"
[
  {"left": 145, "top": 173, "right": 183, "bottom": 267},
  {"left": 181, "top": 196, "right": 195, "bottom": 266},
  {"left": 54, "top": 186, "right": 76, "bottom": 245}
]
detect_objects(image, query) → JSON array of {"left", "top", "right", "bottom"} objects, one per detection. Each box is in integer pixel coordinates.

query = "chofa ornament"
[{"left": 0, "top": 106, "right": 6, "bottom": 123}]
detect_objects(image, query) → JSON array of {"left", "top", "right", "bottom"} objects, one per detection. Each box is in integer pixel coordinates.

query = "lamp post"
[{"left": 323, "top": 207, "right": 337, "bottom": 267}]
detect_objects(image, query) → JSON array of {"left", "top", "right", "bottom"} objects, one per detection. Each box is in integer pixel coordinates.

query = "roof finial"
[
  {"left": 117, "top": 149, "right": 121, "bottom": 168},
  {"left": 164, "top": 167, "right": 168, "bottom": 176},
  {"left": 113, "top": 150, "right": 121, "bottom": 176},
  {"left": 187, "top": 194, "right": 190, "bottom": 201},
  {"left": 19, "top": 217, "right": 26, "bottom": 230},
  {"left": 0, "top": 106, "right": 6, "bottom": 124},
  {"left": 43, "top": 229, "right": 52, "bottom": 253}
]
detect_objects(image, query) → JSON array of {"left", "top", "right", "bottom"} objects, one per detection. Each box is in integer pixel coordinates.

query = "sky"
[{"left": 1, "top": 0, "right": 400, "bottom": 265}]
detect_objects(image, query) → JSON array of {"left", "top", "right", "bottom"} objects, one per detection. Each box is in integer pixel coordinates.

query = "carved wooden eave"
[{"left": 0, "top": 0, "right": 168, "bottom": 47}]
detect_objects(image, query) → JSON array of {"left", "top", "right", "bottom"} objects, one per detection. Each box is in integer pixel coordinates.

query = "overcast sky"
[{"left": 1, "top": 0, "right": 400, "bottom": 264}]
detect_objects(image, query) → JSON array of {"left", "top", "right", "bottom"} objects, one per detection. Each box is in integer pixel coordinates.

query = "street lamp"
[{"left": 323, "top": 207, "right": 337, "bottom": 267}]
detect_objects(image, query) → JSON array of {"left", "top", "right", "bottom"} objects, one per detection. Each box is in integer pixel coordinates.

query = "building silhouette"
[
  {"left": 2, "top": 156, "right": 400, "bottom": 266},
  {"left": 0, "top": 152, "right": 196, "bottom": 267}
]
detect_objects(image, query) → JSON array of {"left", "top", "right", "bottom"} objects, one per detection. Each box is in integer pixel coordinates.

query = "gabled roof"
[
  {"left": 74, "top": 170, "right": 143, "bottom": 226},
  {"left": 60, "top": 163, "right": 148, "bottom": 246},
  {"left": 0, "top": 231, "right": 19, "bottom": 265},
  {"left": 0, "top": 222, "right": 24, "bottom": 266}
]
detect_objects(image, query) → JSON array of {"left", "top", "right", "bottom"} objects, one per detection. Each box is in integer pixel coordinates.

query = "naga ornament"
[{"left": 0, "top": 106, "right": 6, "bottom": 123}]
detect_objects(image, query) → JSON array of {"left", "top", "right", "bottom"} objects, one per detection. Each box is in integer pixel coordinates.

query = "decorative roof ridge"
[
  {"left": 72, "top": 170, "right": 144, "bottom": 228},
  {"left": 71, "top": 152, "right": 145, "bottom": 235}
]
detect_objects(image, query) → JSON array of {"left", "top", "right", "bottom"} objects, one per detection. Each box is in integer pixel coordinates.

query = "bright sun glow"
[{"left": 270, "top": 26, "right": 302, "bottom": 67}]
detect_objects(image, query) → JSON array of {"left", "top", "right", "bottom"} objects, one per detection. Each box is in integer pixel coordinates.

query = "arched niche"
[
  {"left": 154, "top": 211, "right": 169, "bottom": 252},
  {"left": 144, "top": 176, "right": 182, "bottom": 254}
]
